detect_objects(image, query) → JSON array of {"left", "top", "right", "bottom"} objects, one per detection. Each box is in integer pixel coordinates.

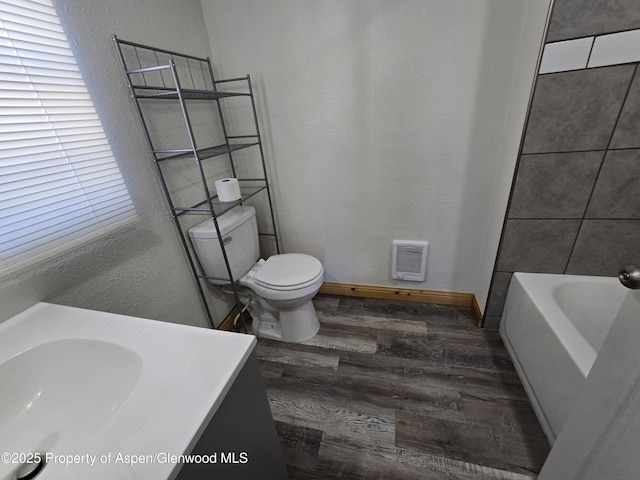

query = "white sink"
[
  {"left": 0, "top": 338, "right": 143, "bottom": 470},
  {"left": 0, "top": 303, "right": 256, "bottom": 480}
]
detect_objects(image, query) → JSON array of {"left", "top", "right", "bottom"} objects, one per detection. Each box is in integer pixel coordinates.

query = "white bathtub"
[{"left": 500, "top": 272, "right": 629, "bottom": 445}]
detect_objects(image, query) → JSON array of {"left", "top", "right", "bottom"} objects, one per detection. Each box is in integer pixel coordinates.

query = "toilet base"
[
  {"left": 244, "top": 295, "right": 320, "bottom": 343},
  {"left": 278, "top": 301, "right": 320, "bottom": 342}
]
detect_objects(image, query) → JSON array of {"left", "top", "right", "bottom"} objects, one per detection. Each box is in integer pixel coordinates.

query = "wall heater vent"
[{"left": 391, "top": 240, "right": 428, "bottom": 282}]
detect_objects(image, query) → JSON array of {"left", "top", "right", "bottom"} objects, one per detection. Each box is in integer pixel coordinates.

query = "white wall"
[
  {"left": 0, "top": 0, "right": 233, "bottom": 327},
  {"left": 0, "top": 0, "right": 550, "bottom": 326},
  {"left": 201, "top": 0, "right": 550, "bottom": 310}
]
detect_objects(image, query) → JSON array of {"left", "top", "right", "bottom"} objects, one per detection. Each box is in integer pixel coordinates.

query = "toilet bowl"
[
  {"left": 238, "top": 254, "right": 323, "bottom": 342},
  {"left": 188, "top": 206, "right": 323, "bottom": 342}
]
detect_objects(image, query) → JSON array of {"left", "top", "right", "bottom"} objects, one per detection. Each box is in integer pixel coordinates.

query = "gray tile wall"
[{"left": 484, "top": 0, "right": 640, "bottom": 329}]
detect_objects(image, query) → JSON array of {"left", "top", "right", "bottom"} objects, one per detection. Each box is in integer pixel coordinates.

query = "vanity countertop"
[{"left": 0, "top": 302, "right": 256, "bottom": 480}]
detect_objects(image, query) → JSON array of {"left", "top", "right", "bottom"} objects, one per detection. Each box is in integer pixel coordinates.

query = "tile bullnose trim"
[
  {"left": 318, "top": 282, "right": 483, "bottom": 327},
  {"left": 539, "top": 37, "right": 593, "bottom": 74},
  {"left": 540, "top": 27, "right": 640, "bottom": 74}
]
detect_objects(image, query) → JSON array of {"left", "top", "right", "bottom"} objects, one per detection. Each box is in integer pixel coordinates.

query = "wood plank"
[
  {"left": 274, "top": 421, "right": 323, "bottom": 472},
  {"left": 317, "top": 311, "right": 429, "bottom": 336},
  {"left": 267, "top": 387, "right": 396, "bottom": 447},
  {"left": 337, "top": 351, "right": 529, "bottom": 402},
  {"left": 312, "top": 295, "right": 341, "bottom": 314},
  {"left": 300, "top": 322, "right": 378, "bottom": 353},
  {"left": 265, "top": 363, "right": 466, "bottom": 423},
  {"left": 255, "top": 341, "right": 340, "bottom": 370},
  {"left": 376, "top": 333, "right": 515, "bottom": 372},
  {"left": 425, "top": 326, "right": 506, "bottom": 349},
  {"left": 315, "top": 434, "right": 537, "bottom": 480},
  {"left": 395, "top": 410, "right": 549, "bottom": 475},
  {"left": 257, "top": 358, "right": 284, "bottom": 381},
  {"left": 459, "top": 394, "right": 549, "bottom": 438},
  {"left": 425, "top": 308, "right": 483, "bottom": 332},
  {"left": 314, "top": 434, "right": 438, "bottom": 480},
  {"left": 332, "top": 295, "right": 478, "bottom": 328},
  {"left": 257, "top": 293, "right": 548, "bottom": 478}
]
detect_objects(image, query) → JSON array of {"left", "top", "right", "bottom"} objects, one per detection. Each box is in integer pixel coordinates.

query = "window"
[{"left": 0, "top": 0, "right": 136, "bottom": 274}]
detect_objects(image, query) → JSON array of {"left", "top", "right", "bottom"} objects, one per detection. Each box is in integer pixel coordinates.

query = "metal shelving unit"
[{"left": 113, "top": 36, "right": 280, "bottom": 330}]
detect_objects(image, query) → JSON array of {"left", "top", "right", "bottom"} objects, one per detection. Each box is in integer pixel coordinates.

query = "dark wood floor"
[{"left": 255, "top": 295, "right": 550, "bottom": 479}]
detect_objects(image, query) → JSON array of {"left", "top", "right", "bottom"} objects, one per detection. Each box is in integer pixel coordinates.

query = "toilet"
[{"left": 188, "top": 206, "right": 323, "bottom": 342}]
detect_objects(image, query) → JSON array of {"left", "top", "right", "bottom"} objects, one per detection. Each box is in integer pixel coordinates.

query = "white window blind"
[{"left": 0, "top": 0, "right": 136, "bottom": 274}]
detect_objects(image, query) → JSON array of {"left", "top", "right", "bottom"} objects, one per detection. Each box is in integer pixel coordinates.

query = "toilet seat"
[{"left": 254, "top": 253, "right": 323, "bottom": 291}]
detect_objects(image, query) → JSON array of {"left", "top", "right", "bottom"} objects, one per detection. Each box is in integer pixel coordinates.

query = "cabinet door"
[{"left": 176, "top": 352, "right": 288, "bottom": 480}]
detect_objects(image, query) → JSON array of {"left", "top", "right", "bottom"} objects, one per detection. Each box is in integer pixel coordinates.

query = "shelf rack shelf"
[
  {"left": 153, "top": 141, "right": 260, "bottom": 162},
  {"left": 113, "top": 35, "right": 280, "bottom": 330},
  {"left": 173, "top": 184, "right": 268, "bottom": 217}
]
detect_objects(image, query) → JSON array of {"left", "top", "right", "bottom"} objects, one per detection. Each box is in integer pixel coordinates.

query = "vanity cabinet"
[
  {"left": 113, "top": 36, "right": 280, "bottom": 330},
  {"left": 176, "top": 352, "right": 288, "bottom": 480},
  {"left": 0, "top": 303, "right": 286, "bottom": 480}
]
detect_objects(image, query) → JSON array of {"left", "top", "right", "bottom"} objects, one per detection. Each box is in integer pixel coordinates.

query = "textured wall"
[
  {"left": 0, "top": 1, "right": 552, "bottom": 325},
  {"left": 486, "top": 0, "right": 640, "bottom": 328},
  {"left": 0, "top": 0, "right": 233, "bottom": 326},
  {"left": 200, "top": 0, "right": 550, "bottom": 309}
]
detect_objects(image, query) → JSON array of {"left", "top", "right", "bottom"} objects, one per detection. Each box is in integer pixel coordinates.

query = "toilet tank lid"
[{"left": 188, "top": 206, "right": 255, "bottom": 240}]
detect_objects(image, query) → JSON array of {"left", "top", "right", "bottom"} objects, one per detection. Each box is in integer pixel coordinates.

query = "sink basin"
[
  {"left": 0, "top": 339, "right": 143, "bottom": 468},
  {"left": 0, "top": 303, "right": 256, "bottom": 480}
]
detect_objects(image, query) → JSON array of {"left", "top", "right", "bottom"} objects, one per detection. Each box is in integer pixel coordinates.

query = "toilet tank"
[{"left": 188, "top": 206, "right": 259, "bottom": 284}]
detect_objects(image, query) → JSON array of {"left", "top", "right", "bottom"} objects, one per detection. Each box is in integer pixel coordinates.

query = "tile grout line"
[{"left": 562, "top": 62, "right": 639, "bottom": 274}]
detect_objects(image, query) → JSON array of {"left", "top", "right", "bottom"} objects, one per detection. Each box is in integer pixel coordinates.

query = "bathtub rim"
[
  {"left": 508, "top": 272, "right": 612, "bottom": 378},
  {"left": 499, "top": 272, "right": 623, "bottom": 445}
]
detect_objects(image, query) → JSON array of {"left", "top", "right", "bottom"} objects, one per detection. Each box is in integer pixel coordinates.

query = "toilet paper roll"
[{"left": 215, "top": 177, "right": 241, "bottom": 202}]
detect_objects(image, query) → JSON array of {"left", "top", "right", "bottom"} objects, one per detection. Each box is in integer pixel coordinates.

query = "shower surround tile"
[
  {"left": 488, "top": 1, "right": 640, "bottom": 329},
  {"left": 540, "top": 31, "right": 640, "bottom": 74},
  {"left": 485, "top": 271, "right": 513, "bottom": 317},
  {"left": 546, "top": 0, "right": 640, "bottom": 42},
  {"left": 522, "top": 66, "right": 634, "bottom": 153},
  {"left": 539, "top": 37, "right": 593, "bottom": 74},
  {"left": 586, "top": 149, "right": 640, "bottom": 218},
  {"left": 482, "top": 315, "right": 502, "bottom": 331},
  {"left": 588, "top": 29, "right": 640, "bottom": 68},
  {"left": 566, "top": 220, "right": 640, "bottom": 276},
  {"left": 497, "top": 219, "right": 581, "bottom": 273},
  {"left": 509, "top": 152, "right": 603, "bottom": 218},
  {"left": 611, "top": 70, "right": 640, "bottom": 149}
]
